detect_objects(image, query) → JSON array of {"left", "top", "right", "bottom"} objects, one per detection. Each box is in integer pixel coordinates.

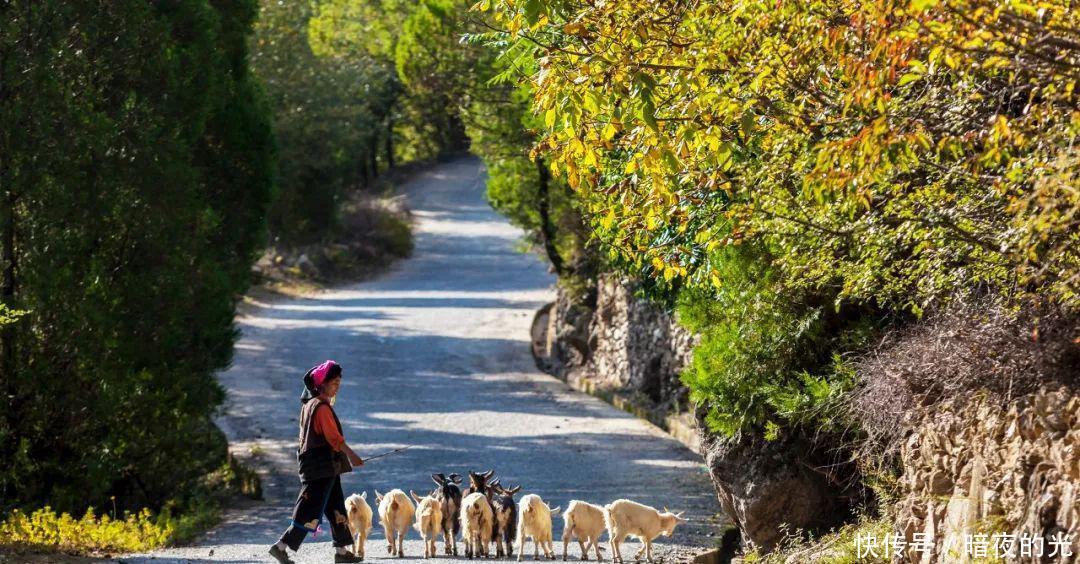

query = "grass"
[
  {"left": 0, "top": 455, "right": 260, "bottom": 557},
  {"left": 741, "top": 516, "right": 894, "bottom": 564}
]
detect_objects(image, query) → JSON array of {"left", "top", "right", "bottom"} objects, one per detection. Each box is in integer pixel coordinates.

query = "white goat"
[
  {"left": 344, "top": 492, "right": 373, "bottom": 560},
  {"left": 603, "top": 499, "right": 685, "bottom": 563},
  {"left": 376, "top": 489, "right": 415, "bottom": 557},
  {"left": 561, "top": 500, "right": 606, "bottom": 561},
  {"left": 411, "top": 490, "right": 444, "bottom": 559},
  {"left": 460, "top": 491, "right": 494, "bottom": 559},
  {"left": 516, "top": 494, "right": 560, "bottom": 561}
]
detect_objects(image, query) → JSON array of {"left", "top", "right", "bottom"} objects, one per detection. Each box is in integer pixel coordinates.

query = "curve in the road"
[{"left": 136, "top": 157, "right": 721, "bottom": 564}]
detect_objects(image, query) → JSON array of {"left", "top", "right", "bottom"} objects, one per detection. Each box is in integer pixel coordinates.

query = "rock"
[
  {"left": 896, "top": 388, "right": 1080, "bottom": 562},
  {"left": 296, "top": 253, "right": 317, "bottom": 277},
  {"left": 697, "top": 428, "right": 852, "bottom": 552}
]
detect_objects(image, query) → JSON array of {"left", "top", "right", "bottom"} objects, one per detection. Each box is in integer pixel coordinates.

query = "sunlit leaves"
[{"left": 487, "top": 0, "right": 1080, "bottom": 310}]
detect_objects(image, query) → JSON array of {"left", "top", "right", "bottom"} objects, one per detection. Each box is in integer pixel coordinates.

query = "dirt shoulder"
[{"left": 250, "top": 165, "right": 422, "bottom": 301}]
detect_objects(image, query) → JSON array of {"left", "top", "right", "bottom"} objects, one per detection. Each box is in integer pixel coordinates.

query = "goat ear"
[
  {"left": 662, "top": 506, "right": 669, "bottom": 514},
  {"left": 375, "top": 489, "right": 384, "bottom": 502},
  {"left": 432, "top": 473, "right": 444, "bottom": 486},
  {"left": 360, "top": 491, "right": 367, "bottom": 499},
  {"left": 449, "top": 473, "right": 462, "bottom": 483},
  {"left": 410, "top": 490, "right": 422, "bottom": 504},
  {"left": 509, "top": 485, "right": 522, "bottom": 495},
  {"left": 550, "top": 506, "right": 561, "bottom": 513},
  {"left": 675, "top": 511, "right": 686, "bottom": 520},
  {"left": 482, "top": 469, "right": 495, "bottom": 478}
]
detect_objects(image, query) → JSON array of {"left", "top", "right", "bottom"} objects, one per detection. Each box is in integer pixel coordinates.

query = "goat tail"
[{"left": 602, "top": 504, "right": 614, "bottom": 535}]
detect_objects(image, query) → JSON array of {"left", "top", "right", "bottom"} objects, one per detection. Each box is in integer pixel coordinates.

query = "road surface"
[{"left": 133, "top": 157, "right": 721, "bottom": 563}]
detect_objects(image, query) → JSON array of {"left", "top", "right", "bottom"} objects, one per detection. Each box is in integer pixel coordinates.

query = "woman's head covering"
[{"left": 300, "top": 360, "right": 342, "bottom": 403}]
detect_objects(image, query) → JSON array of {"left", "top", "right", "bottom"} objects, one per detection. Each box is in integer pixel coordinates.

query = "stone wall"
[
  {"left": 532, "top": 274, "right": 697, "bottom": 422},
  {"left": 896, "top": 387, "right": 1079, "bottom": 563}
]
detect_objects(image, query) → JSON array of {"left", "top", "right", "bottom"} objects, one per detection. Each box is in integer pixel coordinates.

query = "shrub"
[
  {"left": 0, "top": 456, "right": 260, "bottom": 555},
  {"left": 677, "top": 245, "right": 882, "bottom": 439},
  {"left": 0, "top": 507, "right": 172, "bottom": 554}
]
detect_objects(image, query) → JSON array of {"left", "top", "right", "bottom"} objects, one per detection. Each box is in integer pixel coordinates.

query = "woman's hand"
[{"left": 344, "top": 444, "right": 364, "bottom": 466}]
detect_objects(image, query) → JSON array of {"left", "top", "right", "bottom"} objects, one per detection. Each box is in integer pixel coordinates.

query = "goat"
[
  {"left": 517, "top": 494, "right": 560, "bottom": 561},
  {"left": 491, "top": 482, "right": 522, "bottom": 558},
  {"left": 431, "top": 472, "right": 463, "bottom": 556},
  {"left": 344, "top": 492, "right": 373, "bottom": 560},
  {"left": 465, "top": 470, "right": 499, "bottom": 555},
  {"left": 561, "top": 500, "right": 606, "bottom": 561},
  {"left": 411, "top": 490, "right": 443, "bottom": 559},
  {"left": 460, "top": 491, "right": 494, "bottom": 559},
  {"left": 375, "top": 489, "right": 415, "bottom": 558},
  {"left": 603, "top": 499, "right": 685, "bottom": 563}
]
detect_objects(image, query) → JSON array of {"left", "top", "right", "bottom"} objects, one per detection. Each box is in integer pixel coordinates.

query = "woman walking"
[{"left": 269, "top": 360, "right": 365, "bottom": 563}]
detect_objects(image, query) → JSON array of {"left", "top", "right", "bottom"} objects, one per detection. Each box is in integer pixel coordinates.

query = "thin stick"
[{"left": 361, "top": 445, "right": 411, "bottom": 463}]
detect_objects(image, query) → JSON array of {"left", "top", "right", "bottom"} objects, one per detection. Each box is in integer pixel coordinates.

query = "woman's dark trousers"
[{"left": 279, "top": 475, "right": 353, "bottom": 550}]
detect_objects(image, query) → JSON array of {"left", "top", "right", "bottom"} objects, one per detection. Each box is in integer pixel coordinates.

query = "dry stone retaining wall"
[{"left": 897, "top": 388, "right": 1079, "bottom": 563}]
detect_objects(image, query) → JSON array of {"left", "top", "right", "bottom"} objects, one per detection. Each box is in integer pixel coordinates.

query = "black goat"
[
  {"left": 431, "top": 473, "right": 463, "bottom": 556},
  {"left": 491, "top": 482, "right": 522, "bottom": 559}
]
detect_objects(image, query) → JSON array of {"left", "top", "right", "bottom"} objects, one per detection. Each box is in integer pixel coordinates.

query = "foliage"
[
  {"left": 310, "top": 0, "right": 471, "bottom": 160},
  {"left": 677, "top": 246, "right": 880, "bottom": 438},
  {"left": 0, "top": 456, "right": 260, "bottom": 554},
  {"left": 0, "top": 507, "right": 172, "bottom": 554},
  {"left": 394, "top": 0, "right": 471, "bottom": 153},
  {"left": 0, "top": 0, "right": 272, "bottom": 515},
  {"left": 480, "top": 0, "right": 1080, "bottom": 444},
  {"left": 485, "top": 0, "right": 1080, "bottom": 313},
  {"left": 252, "top": 0, "right": 401, "bottom": 244}
]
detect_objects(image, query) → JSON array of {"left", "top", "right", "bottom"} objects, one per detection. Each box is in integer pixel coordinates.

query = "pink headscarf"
[{"left": 310, "top": 360, "right": 338, "bottom": 387}]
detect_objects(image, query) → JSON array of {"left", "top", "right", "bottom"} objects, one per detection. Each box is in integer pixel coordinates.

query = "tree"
[
  {"left": 310, "top": 0, "right": 472, "bottom": 160},
  {"left": 0, "top": 0, "right": 273, "bottom": 512},
  {"left": 486, "top": 0, "right": 1080, "bottom": 312},
  {"left": 253, "top": 0, "right": 401, "bottom": 243}
]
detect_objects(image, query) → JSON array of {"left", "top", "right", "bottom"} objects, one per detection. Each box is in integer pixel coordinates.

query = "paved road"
[{"left": 133, "top": 157, "right": 720, "bottom": 564}]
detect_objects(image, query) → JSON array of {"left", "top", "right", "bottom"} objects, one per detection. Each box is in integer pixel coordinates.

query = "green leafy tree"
[
  {"left": 483, "top": 0, "right": 1080, "bottom": 439},
  {"left": 0, "top": 0, "right": 273, "bottom": 513},
  {"left": 310, "top": 0, "right": 471, "bottom": 160},
  {"left": 253, "top": 0, "right": 401, "bottom": 243}
]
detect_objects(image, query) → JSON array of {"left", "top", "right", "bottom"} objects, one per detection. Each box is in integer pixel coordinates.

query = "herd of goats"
[{"left": 344, "top": 470, "right": 688, "bottom": 562}]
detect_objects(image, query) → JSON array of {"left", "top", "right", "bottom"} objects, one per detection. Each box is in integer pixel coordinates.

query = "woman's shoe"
[{"left": 268, "top": 544, "right": 295, "bottom": 564}]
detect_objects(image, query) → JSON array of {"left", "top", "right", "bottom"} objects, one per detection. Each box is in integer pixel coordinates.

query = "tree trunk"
[
  {"left": 384, "top": 116, "right": 395, "bottom": 169},
  {"left": 535, "top": 157, "right": 565, "bottom": 276},
  {"left": 0, "top": 45, "right": 15, "bottom": 399},
  {"left": 368, "top": 133, "right": 378, "bottom": 182},
  {"left": 359, "top": 153, "right": 370, "bottom": 188}
]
